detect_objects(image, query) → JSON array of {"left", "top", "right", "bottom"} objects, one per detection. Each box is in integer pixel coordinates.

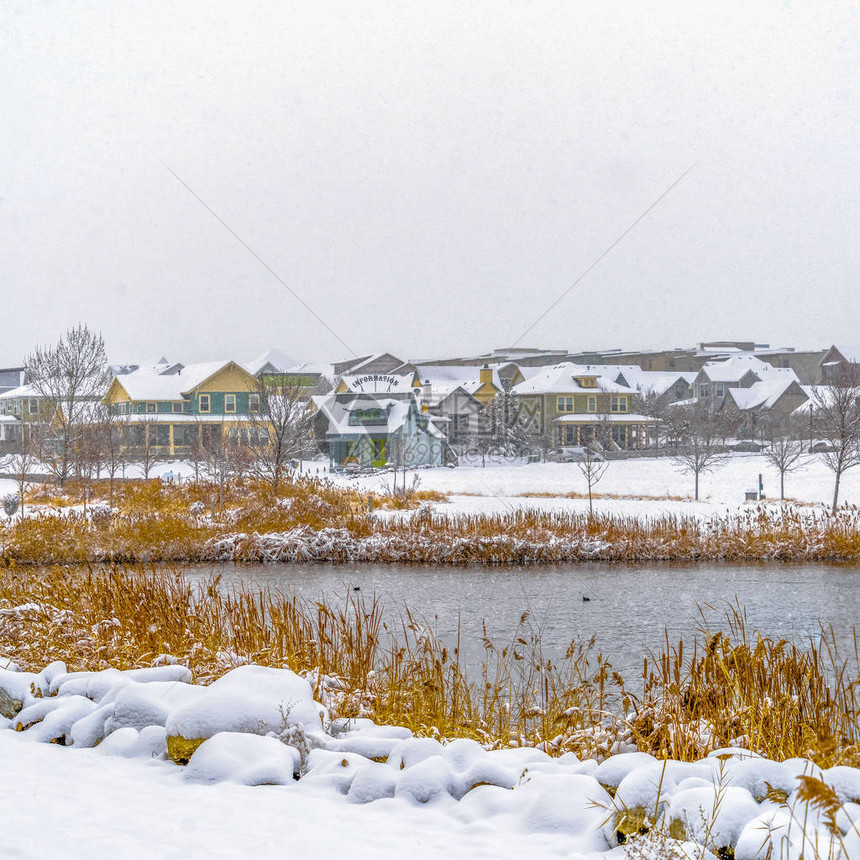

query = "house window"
[
  {"left": 225, "top": 394, "right": 236, "bottom": 413},
  {"left": 28, "top": 399, "right": 38, "bottom": 415},
  {"left": 146, "top": 402, "right": 157, "bottom": 413},
  {"left": 610, "top": 395, "right": 628, "bottom": 413},
  {"left": 556, "top": 396, "right": 574, "bottom": 413},
  {"left": 587, "top": 396, "right": 597, "bottom": 413},
  {"left": 249, "top": 393, "right": 260, "bottom": 413},
  {"left": 714, "top": 383, "right": 725, "bottom": 397},
  {"left": 172, "top": 401, "right": 185, "bottom": 414},
  {"left": 199, "top": 394, "right": 210, "bottom": 413},
  {"left": 699, "top": 384, "right": 710, "bottom": 398}
]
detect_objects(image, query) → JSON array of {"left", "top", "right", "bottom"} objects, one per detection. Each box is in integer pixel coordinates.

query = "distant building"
[{"left": 512, "top": 363, "right": 656, "bottom": 451}]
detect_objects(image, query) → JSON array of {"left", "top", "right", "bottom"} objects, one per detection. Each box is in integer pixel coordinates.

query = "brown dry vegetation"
[
  {"left": 0, "top": 564, "right": 857, "bottom": 767},
  {"left": 4, "top": 477, "right": 860, "bottom": 563}
]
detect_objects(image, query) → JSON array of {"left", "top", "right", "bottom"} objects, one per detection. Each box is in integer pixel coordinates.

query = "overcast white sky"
[{"left": 2, "top": 1, "right": 858, "bottom": 366}]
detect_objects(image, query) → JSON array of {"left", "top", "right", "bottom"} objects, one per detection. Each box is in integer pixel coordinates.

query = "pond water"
[{"left": 182, "top": 562, "right": 860, "bottom": 679}]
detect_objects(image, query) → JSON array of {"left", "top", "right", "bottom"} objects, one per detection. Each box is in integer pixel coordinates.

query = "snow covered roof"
[
  {"left": 511, "top": 363, "right": 635, "bottom": 396},
  {"left": 318, "top": 396, "right": 412, "bottom": 436},
  {"left": 613, "top": 366, "right": 695, "bottom": 396},
  {"left": 284, "top": 361, "right": 329, "bottom": 377},
  {"left": 793, "top": 385, "right": 835, "bottom": 414},
  {"left": 727, "top": 378, "right": 803, "bottom": 411},
  {"left": 245, "top": 348, "right": 297, "bottom": 376},
  {"left": 0, "top": 384, "right": 41, "bottom": 401},
  {"left": 111, "top": 361, "right": 249, "bottom": 401},
  {"left": 697, "top": 355, "right": 799, "bottom": 384}
]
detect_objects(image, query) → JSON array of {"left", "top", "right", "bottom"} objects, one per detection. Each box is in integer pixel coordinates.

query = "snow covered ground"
[
  {"left": 0, "top": 452, "right": 852, "bottom": 522},
  {"left": 329, "top": 453, "right": 853, "bottom": 519},
  {"left": 1, "top": 657, "right": 858, "bottom": 860}
]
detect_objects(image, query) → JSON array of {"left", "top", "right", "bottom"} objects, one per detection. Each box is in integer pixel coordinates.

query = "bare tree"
[
  {"left": 186, "top": 419, "right": 207, "bottom": 483},
  {"left": 25, "top": 324, "right": 110, "bottom": 485},
  {"left": 1, "top": 447, "right": 36, "bottom": 519},
  {"left": 810, "top": 366, "right": 860, "bottom": 512},
  {"left": 201, "top": 422, "right": 251, "bottom": 509},
  {"left": 760, "top": 414, "right": 807, "bottom": 500},
  {"left": 88, "top": 408, "right": 127, "bottom": 505},
  {"left": 633, "top": 390, "right": 669, "bottom": 453},
  {"left": 673, "top": 405, "right": 728, "bottom": 501},
  {"left": 129, "top": 416, "right": 161, "bottom": 480},
  {"left": 243, "top": 378, "right": 315, "bottom": 493},
  {"left": 577, "top": 448, "right": 609, "bottom": 518}
]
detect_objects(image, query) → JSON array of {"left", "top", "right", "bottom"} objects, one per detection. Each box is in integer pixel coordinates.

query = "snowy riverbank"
[{"left": 2, "top": 657, "right": 859, "bottom": 859}]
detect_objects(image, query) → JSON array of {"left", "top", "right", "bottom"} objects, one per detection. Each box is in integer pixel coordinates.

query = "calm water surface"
[{"left": 182, "top": 563, "right": 860, "bottom": 677}]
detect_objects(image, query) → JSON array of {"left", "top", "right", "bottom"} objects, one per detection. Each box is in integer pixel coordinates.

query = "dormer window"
[{"left": 576, "top": 376, "right": 598, "bottom": 388}]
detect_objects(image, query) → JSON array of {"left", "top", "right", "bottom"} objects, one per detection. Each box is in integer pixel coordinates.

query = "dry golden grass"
[
  {"left": 0, "top": 564, "right": 856, "bottom": 766},
  {"left": 5, "top": 478, "right": 860, "bottom": 564}
]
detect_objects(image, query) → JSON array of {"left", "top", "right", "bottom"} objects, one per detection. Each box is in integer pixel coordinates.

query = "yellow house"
[{"left": 103, "top": 361, "right": 263, "bottom": 458}]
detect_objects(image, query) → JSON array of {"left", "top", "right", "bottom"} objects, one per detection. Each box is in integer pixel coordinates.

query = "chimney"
[
  {"left": 480, "top": 364, "right": 493, "bottom": 386},
  {"left": 421, "top": 379, "right": 432, "bottom": 411}
]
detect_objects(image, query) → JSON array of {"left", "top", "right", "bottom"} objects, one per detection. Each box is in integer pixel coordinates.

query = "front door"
[{"left": 372, "top": 438, "right": 387, "bottom": 468}]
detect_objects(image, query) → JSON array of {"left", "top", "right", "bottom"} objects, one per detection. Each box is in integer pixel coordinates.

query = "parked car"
[
  {"left": 809, "top": 440, "right": 836, "bottom": 453},
  {"left": 730, "top": 440, "right": 767, "bottom": 453},
  {"left": 556, "top": 446, "right": 605, "bottom": 463}
]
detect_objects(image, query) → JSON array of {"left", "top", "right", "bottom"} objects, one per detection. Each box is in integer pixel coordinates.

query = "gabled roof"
[
  {"left": 108, "top": 361, "right": 255, "bottom": 402},
  {"left": 696, "top": 355, "right": 799, "bottom": 384},
  {"left": 727, "top": 378, "right": 805, "bottom": 411},
  {"left": 316, "top": 395, "right": 411, "bottom": 436},
  {"left": 335, "top": 373, "right": 418, "bottom": 395},
  {"left": 511, "top": 363, "right": 636, "bottom": 396},
  {"left": 0, "top": 384, "right": 42, "bottom": 401},
  {"left": 245, "top": 348, "right": 297, "bottom": 376},
  {"left": 614, "top": 366, "right": 696, "bottom": 397},
  {"left": 333, "top": 353, "right": 405, "bottom": 375}
]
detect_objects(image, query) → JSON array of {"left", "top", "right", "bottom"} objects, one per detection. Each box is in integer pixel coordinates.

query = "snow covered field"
[
  {"left": 329, "top": 453, "right": 854, "bottom": 520},
  {"left": 2, "top": 658, "right": 859, "bottom": 860},
  {"left": 0, "top": 453, "right": 851, "bottom": 523}
]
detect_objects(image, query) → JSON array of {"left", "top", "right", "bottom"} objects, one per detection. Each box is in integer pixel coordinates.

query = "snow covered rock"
[
  {"left": 164, "top": 665, "right": 325, "bottom": 764},
  {"left": 518, "top": 772, "right": 615, "bottom": 852},
  {"left": 105, "top": 680, "right": 204, "bottom": 734},
  {"left": 185, "top": 732, "right": 301, "bottom": 785},
  {"left": 593, "top": 751, "right": 657, "bottom": 794},
  {"left": 0, "top": 668, "right": 46, "bottom": 717},
  {"left": 324, "top": 717, "right": 412, "bottom": 761},
  {"left": 15, "top": 695, "right": 98, "bottom": 744},
  {"left": 667, "top": 784, "right": 760, "bottom": 851},
  {"left": 346, "top": 760, "right": 399, "bottom": 803}
]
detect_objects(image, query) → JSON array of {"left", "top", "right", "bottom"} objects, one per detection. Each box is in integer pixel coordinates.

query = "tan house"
[{"left": 512, "top": 363, "right": 656, "bottom": 450}]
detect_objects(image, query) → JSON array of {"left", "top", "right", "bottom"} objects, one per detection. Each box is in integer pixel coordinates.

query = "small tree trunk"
[
  {"left": 694, "top": 470, "right": 699, "bottom": 502},
  {"left": 832, "top": 471, "right": 842, "bottom": 514},
  {"left": 780, "top": 471, "right": 785, "bottom": 500}
]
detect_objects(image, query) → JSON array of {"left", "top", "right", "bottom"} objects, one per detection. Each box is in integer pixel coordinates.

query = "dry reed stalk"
[{"left": 0, "top": 563, "right": 855, "bottom": 766}]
